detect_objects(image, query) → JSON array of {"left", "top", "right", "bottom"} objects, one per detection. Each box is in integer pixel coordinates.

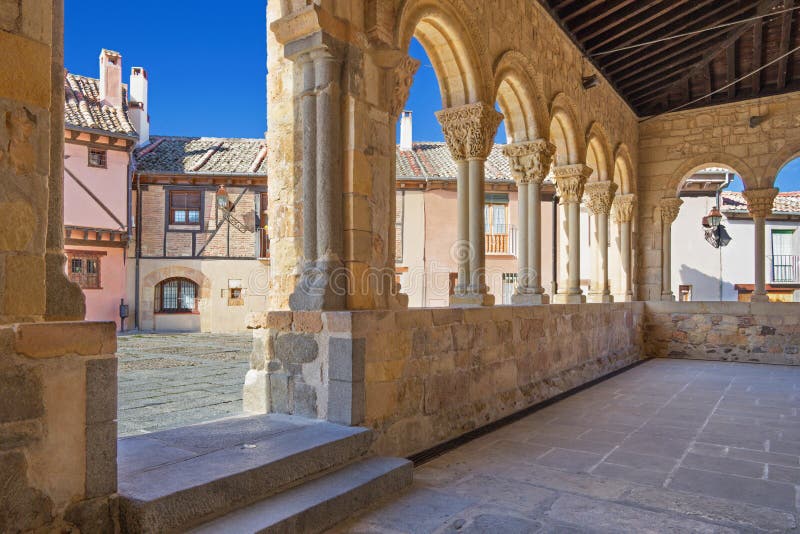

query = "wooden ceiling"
[{"left": 540, "top": 0, "right": 800, "bottom": 117}]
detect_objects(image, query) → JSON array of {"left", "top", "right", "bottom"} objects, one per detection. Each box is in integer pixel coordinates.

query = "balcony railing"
[
  {"left": 772, "top": 255, "right": 799, "bottom": 284},
  {"left": 485, "top": 224, "right": 518, "bottom": 256}
]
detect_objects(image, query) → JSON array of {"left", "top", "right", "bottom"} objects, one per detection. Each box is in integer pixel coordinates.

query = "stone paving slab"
[
  {"left": 332, "top": 359, "right": 800, "bottom": 533},
  {"left": 117, "top": 332, "right": 250, "bottom": 436}
]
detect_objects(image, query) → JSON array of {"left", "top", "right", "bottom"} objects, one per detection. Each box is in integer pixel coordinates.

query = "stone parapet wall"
[
  {"left": 0, "top": 321, "right": 117, "bottom": 532},
  {"left": 247, "top": 303, "right": 645, "bottom": 457},
  {"left": 645, "top": 302, "right": 800, "bottom": 365}
]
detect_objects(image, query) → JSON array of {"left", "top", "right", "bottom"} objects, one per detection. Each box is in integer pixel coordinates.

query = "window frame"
[
  {"left": 87, "top": 148, "right": 107, "bottom": 169},
  {"left": 169, "top": 190, "right": 202, "bottom": 225},
  {"left": 66, "top": 250, "right": 103, "bottom": 289},
  {"left": 155, "top": 277, "right": 199, "bottom": 314}
]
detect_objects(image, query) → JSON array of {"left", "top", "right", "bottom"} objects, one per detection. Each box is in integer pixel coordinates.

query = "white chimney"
[
  {"left": 99, "top": 49, "right": 122, "bottom": 108},
  {"left": 129, "top": 67, "right": 149, "bottom": 146},
  {"left": 400, "top": 110, "right": 413, "bottom": 151}
]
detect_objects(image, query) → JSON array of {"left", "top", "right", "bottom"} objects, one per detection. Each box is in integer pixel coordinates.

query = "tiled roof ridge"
[
  {"left": 149, "top": 135, "right": 268, "bottom": 143},
  {"left": 64, "top": 71, "right": 137, "bottom": 136}
]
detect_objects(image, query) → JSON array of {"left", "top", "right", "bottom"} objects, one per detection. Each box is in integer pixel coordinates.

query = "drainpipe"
[
  {"left": 134, "top": 173, "right": 142, "bottom": 330},
  {"left": 716, "top": 173, "right": 732, "bottom": 301}
]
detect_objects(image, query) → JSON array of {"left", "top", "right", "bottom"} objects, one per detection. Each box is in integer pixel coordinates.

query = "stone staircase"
[{"left": 117, "top": 414, "right": 412, "bottom": 533}]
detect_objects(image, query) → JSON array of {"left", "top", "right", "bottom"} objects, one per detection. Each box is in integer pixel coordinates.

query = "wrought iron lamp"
[
  {"left": 215, "top": 185, "right": 248, "bottom": 232},
  {"left": 702, "top": 205, "right": 731, "bottom": 248}
]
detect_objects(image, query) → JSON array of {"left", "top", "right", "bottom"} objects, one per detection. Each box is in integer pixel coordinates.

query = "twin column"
[
  {"left": 436, "top": 103, "right": 503, "bottom": 307},
  {"left": 553, "top": 165, "right": 593, "bottom": 304},
  {"left": 612, "top": 194, "right": 636, "bottom": 301},
  {"left": 585, "top": 181, "right": 618, "bottom": 303},
  {"left": 743, "top": 188, "right": 778, "bottom": 302},
  {"left": 659, "top": 198, "right": 683, "bottom": 300},
  {"left": 503, "top": 140, "right": 556, "bottom": 304}
]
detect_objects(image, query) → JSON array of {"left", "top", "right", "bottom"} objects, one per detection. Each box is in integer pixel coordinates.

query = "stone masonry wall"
[
  {"left": 248, "top": 303, "right": 645, "bottom": 457},
  {"left": 645, "top": 301, "right": 800, "bottom": 366},
  {"left": 0, "top": 321, "right": 117, "bottom": 532},
  {"left": 637, "top": 93, "right": 800, "bottom": 301}
]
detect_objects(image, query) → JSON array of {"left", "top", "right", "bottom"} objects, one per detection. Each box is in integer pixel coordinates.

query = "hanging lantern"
[{"left": 216, "top": 185, "right": 230, "bottom": 211}]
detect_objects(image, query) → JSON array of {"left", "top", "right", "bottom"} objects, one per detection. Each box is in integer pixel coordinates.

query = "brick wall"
[{"left": 645, "top": 302, "right": 800, "bottom": 365}]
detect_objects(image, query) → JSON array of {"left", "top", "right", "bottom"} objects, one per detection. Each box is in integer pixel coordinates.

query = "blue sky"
[{"left": 65, "top": 2, "right": 797, "bottom": 190}]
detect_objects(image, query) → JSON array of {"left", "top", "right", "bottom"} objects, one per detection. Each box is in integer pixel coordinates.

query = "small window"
[
  {"left": 66, "top": 252, "right": 102, "bottom": 289},
  {"left": 88, "top": 148, "right": 107, "bottom": 168},
  {"left": 679, "top": 285, "right": 692, "bottom": 302},
  {"left": 155, "top": 278, "right": 198, "bottom": 313},
  {"left": 170, "top": 191, "right": 201, "bottom": 225},
  {"left": 228, "top": 279, "right": 244, "bottom": 306},
  {"left": 502, "top": 273, "right": 518, "bottom": 305}
]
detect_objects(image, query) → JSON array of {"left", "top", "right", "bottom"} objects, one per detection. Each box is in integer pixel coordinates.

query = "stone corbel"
[
  {"left": 270, "top": 4, "right": 349, "bottom": 53},
  {"left": 502, "top": 139, "right": 556, "bottom": 185},
  {"left": 659, "top": 197, "right": 683, "bottom": 225},
  {"left": 584, "top": 181, "right": 618, "bottom": 216},
  {"left": 612, "top": 194, "right": 636, "bottom": 224},
  {"left": 389, "top": 55, "right": 421, "bottom": 119},
  {"left": 552, "top": 164, "right": 592, "bottom": 203},
  {"left": 742, "top": 188, "right": 778, "bottom": 219},
  {"left": 436, "top": 103, "right": 504, "bottom": 161}
]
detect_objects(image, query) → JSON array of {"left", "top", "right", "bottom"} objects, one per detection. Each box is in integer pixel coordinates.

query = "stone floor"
[
  {"left": 117, "top": 333, "right": 250, "bottom": 436},
  {"left": 334, "top": 359, "right": 800, "bottom": 533}
]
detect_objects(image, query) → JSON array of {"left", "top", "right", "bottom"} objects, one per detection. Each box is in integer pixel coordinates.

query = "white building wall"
[{"left": 398, "top": 190, "right": 426, "bottom": 307}]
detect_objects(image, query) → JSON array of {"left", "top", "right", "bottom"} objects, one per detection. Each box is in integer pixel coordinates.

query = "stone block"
[
  {"left": 328, "top": 379, "right": 365, "bottom": 425},
  {"left": 0, "top": 451, "right": 53, "bottom": 532},
  {"left": 85, "top": 357, "right": 117, "bottom": 424},
  {"left": 242, "top": 369, "right": 269, "bottom": 414},
  {"left": 275, "top": 332, "right": 318, "bottom": 364},
  {"left": 0, "top": 30, "right": 51, "bottom": 108},
  {"left": 85, "top": 421, "right": 117, "bottom": 498},
  {"left": 293, "top": 311, "right": 323, "bottom": 333},
  {"left": 322, "top": 311, "right": 352, "bottom": 332},
  {"left": 14, "top": 321, "right": 116, "bottom": 359},
  {"left": 269, "top": 373, "right": 290, "bottom": 413},
  {"left": 292, "top": 382, "right": 318, "bottom": 418},
  {"left": 64, "top": 496, "right": 116, "bottom": 534},
  {"left": 0, "top": 367, "right": 43, "bottom": 423},
  {"left": 329, "top": 337, "right": 365, "bottom": 382},
  {"left": 0, "top": 419, "right": 41, "bottom": 450},
  {"left": 4, "top": 255, "right": 45, "bottom": 317}
]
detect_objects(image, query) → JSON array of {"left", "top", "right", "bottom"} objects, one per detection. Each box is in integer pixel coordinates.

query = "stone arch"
[
  {"left": 549, "top": 93, "right": 585, "bottom": 166},
  {"left": 140, "top": 265, "right": 213, "bottom": 331},
  {"left": 665, "top": 153, "right": 758, "bottom": 198},
  {"left": 142, "top": 265, "right": 212, "bottom": 298},
  {"left": 395, "top": 0, "right": 490, "bottom": 107},
  {"left": 764, "top": 142, "right": 800, "bottom": 187},
  {"left": 613, "top": 144, "right": 635, "bottom": 194},
  {"left": 492, "top": 50, "right": 549, "bottom": 143},
  {"left": 585, "top": 122, "right": 613, "bottom": 182}
]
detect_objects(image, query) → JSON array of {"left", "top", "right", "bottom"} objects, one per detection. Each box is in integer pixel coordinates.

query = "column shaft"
[
  {"left": 468, "top": 158, "right": 486, "bottom": 294},
  {"left": 620, "top": 221, "right": 632, "bottom": 299},
  {"left": 661, "top": 222, "right": 672, "bottom": 300},
  {"left": 568, "top": 201, "right": 581, "bottom": 294},
  {"left": 517, "top": 182, "right": 529, "bottom": 289},
  {"left": 754, "top": 216, "right": 767, "bottom": 300},
  {"left": 301, "top": 58, "right": 317, "bottom": 263},
  {"left": 456, "top": 159, "right": 470, "bottom": 293},
  {"left": 529, "top": 182, "right": 542, "bottom": 293},
  {"left": 314, "top": 55, "right": 342, "bottom": 262},
  {"left": 598, "top": 215, "right": 609, "bottom": 295}
]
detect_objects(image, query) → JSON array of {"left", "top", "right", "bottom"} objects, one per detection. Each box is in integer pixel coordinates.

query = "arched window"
[{"left": 155, "top": 278, "right": 198, "bottom": 313}]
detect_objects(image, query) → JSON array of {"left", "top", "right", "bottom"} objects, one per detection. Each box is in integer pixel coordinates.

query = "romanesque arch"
[
  {"left": 492, "top": 50, "right": 549, "bottom": 143},
  {"left": 666, "top": 153, "right": 758, "bottom": 197},
  {"left": 549, "top": 93, "right": 584, "bottom": 166},
  {"left": 764, "top": 143, "right": 800, "bottom": 187},
  {"left": 613, "top": 144, "right": 635, "bottom": 194},
  {"left": 585, "top": 122, "right": 612, "bottom": 182}
]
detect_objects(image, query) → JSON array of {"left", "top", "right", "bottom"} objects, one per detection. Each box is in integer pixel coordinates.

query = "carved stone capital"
[
  {"left": 742, "top": 188, "right": 778, "bottom": 219},
  {"left": 612, "top": 194, "right": 636, "bottom": 224},
  {"left": 502, "top": 139, "right": 556, "bottom": 185},
  {"left": 435, "top": 103, "right": 504, "bottom": 161},
  {"left": 552, "top": 164, "right": 592, "bottom": 203},
  {"left": 584, "top": 181, "right": 618, "bottom": 216},
  {"left": 660, "top": 197, "right": 683, "bottom": 225},
  {"left": 389, "top": 56, "right": 420, "bottom": 119}
]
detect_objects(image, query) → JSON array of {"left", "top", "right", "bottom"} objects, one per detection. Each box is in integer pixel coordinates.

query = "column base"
[
  {"left": 512, "top": 293, "right": 549, "bottom": 305},
  {"left": 288, "top": 260, "right": 346, "bottom": 310},
  {"left": 588, "top": 293, "right": 614, "bottom": 303},
  {"left": 450, "top": 292, "right": 495, "bottom": 307},
  {"left": 553, "top": 293, "right": 586, "bottom": 304},
  {"left": 661, "top": 292, "right": 675, "bottom": 301},
  {"left": 751, "top": 293, "right": 770, "bottom": 303},
  {"left": 614, "top": 292, "right": 634, "bottom": 303}
]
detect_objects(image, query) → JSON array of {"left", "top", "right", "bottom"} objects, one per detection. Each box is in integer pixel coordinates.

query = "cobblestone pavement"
[
  {"left": 335, "top": 359, "right": 800, "bottom": 533},
  {"left": 117, "top": 333, "right": 251, "bottom": 436}
]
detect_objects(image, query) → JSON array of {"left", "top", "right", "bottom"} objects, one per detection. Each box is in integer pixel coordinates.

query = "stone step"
[
  {"left": 118, "top": 414, "right": 373, "bottom": 533},
  {"left": 188, "top": 456, "right": 413, "bottom": 534}
]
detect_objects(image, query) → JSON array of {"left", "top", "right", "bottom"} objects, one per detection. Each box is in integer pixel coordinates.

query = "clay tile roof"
[
  {"left": 722, "top": 191, "right": 800, "bottom": 215},
  {"left": 396, "top": 142, "right": 517, "bottom": 183},
  {"left": 134, "top": 136, "right": 268, "bottom": 175},
  {"left": 64, "top": 72, "right": 137, "bottom": 137}
]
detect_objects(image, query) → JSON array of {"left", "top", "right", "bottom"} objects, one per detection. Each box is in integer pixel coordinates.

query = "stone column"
[
  {"left": 553, "top": 165, "right": 592, "bottom": 304},
  {"left": 743, "top": 188, "right": 778, "bottom": 302},
  {"left": 503, "top": 140, "right": 556, "bottom": 304},
  {"left": 659, "top": 198, "right": 683, "bottom": 301},
  {"left": 585, "top": 181, "right": 617, "bottom": 303},
  {"left": 436, "top": 103, "right": 503, "bottom": 307},
  {"left": 287, "top": 44, "right": 347, "bottom": 311},
  {"left": 612, "top": 194, "right": 636, "bottom": 302}
]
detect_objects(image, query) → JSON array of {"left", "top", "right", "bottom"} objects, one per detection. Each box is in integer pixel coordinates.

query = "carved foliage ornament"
[
  {"left": 436, "top": 103, "right": 504, "bottom": 161},
  {"left": 502, "top": 140, "right": 556, "bottom": 185},
  {"left": 660, "top": 198, "right": 683, "bottom": 225},
  {"left": 552, "top": 164, "right": 592, "bottom": 203},
  {"left": 742, "top": 188, "right": 778, "bottom": 219},
  {"left": 390, "top": 56, "right": 421, "bottom": 119},
  {"left": 612, "top": 194, "right": 636, "bottom": 224},
  {"left": 584, "top": 181, "right": 618, "bottom": 216}
]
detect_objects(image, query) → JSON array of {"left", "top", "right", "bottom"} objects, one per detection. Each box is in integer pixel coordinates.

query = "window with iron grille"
[
  {"left": 155, "top": 278, "right": 198, "bottom": 313},
  {"left": 169, "top": 191, "right": 201, "bottom": 224},
  {"left": 88, "top": 148, "right": 107, "bottom": 168},
  {"left": 66, "top": 252, "right": 102, "bottom": 289},
  {"left": 502, "top": 272, "right": 518, "bottom": 304}
]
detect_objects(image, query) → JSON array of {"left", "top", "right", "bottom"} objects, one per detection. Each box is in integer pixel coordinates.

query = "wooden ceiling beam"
[
  {"left": 576, "top": 1, "right": 656, "bottom": 42},
  {"left": 562, "top": 0, "right": 608, "bottom": 24},
  {"left": 728, "top": 43, "right": 737, "bottom": 99},
  {"left": 752, "top": 18, "right": 764, "bottom": 94},
  {"left": 614, "top": 34, "right": 726, "bottom": 86},
  {"left": 775, "top": 0, "right": 795, "bottom": 90},
  {"left": 587, "top": 0, "right": 690, "bottom": 54}
]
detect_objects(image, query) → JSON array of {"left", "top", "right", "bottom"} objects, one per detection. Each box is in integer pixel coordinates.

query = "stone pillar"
[
  {"left": 585, "top": 181, "right": 617, "bottom": 303},
  {"left": 659, "top": 198, "right": 683, "bottom": 301},
  {"left": 286, "top": 44, "right": 347, "bottom": 311},
  {"left": 503, "top": 140, "right": 556, "bottom": 304},
  {"left": 436, "top": 103, "right": 503, "bottom": 307},
  {"left": 612, "top": 194, "right": 636, "bottom": 302},
  {"left": 553, "top": 165, "right": 592, "bottom": 304},
  {"left": 743, "top": 188, "right": 778, "bottom": 303}
]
